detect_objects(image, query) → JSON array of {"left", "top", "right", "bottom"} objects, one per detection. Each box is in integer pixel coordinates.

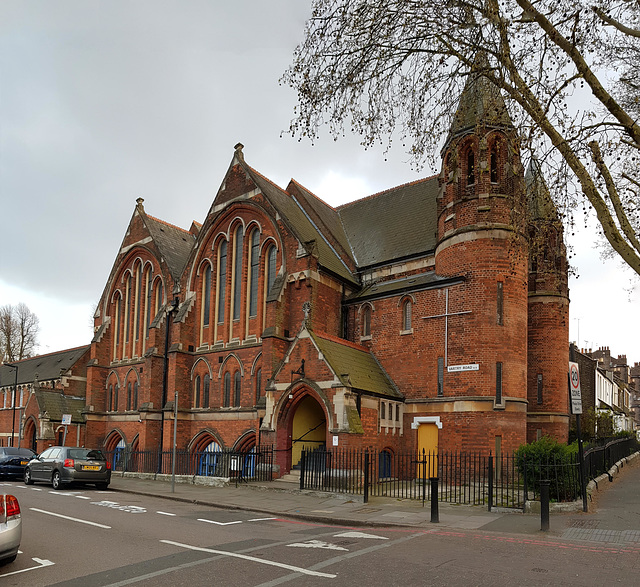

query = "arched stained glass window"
[
  {"left": 218, "top": 241, "right": 228, "bottom": 323},
  {"left": 223, "top": 372, "right": 231, "bottom": 407},
  {"left": 194, "top": 375, "right": 201, "bottom": 408},
  {"left": 233, "top": 226, "right": 244, "bottom": 321},
  {"left": 234, "top": 372, "right": 241, "bottom": 407},
  {"left": 203, "top": 264, "right": 212, "bottom": 327},
  {"left": 249, "top": 230, "right": 260, "bottom": 317},
  {"left": 266, "top": 245, "right": 277, "bottom": 295},
  {"left": 203, "top": 374, "right": 210, "bottom": 408}
]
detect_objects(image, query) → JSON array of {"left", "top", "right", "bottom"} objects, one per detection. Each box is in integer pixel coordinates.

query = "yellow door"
[{"left": 417, "top": 423, "right": 438, "bottom": 479}]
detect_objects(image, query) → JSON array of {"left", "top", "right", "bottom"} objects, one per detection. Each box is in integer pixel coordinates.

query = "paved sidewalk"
[{"left": 108, "top": 471, "right": 578, "bottom": 538}]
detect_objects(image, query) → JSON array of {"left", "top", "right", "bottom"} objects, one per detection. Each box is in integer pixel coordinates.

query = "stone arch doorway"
[
  {"left": 23, "top": 418, "right": 37, "bottom": 453},
  {"left": 289, "top": 395, "right": 327, "bottom": 470}
]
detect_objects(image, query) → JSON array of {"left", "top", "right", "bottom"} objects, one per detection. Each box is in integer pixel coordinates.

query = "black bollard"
[
  {"left": 540, "top": 479, "right": 550, "bottom": 532},
  {"left": 430, "top": 477, "right": 439, "bottom": 523}
]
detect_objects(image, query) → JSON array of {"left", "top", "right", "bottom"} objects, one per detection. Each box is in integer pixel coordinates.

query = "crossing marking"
[
  {"left": 334, "top": 531, "right": 388, "bottom": 540},
  {"left": 288, "top": 540, "right": 348, "bottom": 551},
  {"left": 0, "top": 558, "right": 55, "bottom": 578}
]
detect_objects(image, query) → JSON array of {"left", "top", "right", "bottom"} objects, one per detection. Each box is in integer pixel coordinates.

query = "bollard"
[
  {"left": 540, "top": 479, "right": 550, "bottom": 532},
  {"left": 430, "top": 477, "right": 439, "bottom": 523}
]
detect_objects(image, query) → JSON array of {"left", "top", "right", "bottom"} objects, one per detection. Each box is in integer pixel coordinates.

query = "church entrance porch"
[{"left": 275, "top": 388, "right": 328, "bottom": 475}]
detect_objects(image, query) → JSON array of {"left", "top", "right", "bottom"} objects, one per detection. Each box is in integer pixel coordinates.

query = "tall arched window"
[
  {"left": 490, "top": 148, "right": 499, "bottom": 183},
  {"left": 155, "top": 279, "right": 164, "bottom": 316},
  {"left": 113, "top": 293, "right": 122, "bottom": 359},
  {"left": 108, "top": 384, "right": 113, "bottom": 411},
  {"left": 362, "top": 306, "right": 372, "bottom": 337},
  {"left": 467, "top": 148, "right": 475, "bottom": 185},
  {"left": 133, "top": 381, "right": 138, "bottom": 410},
  {"left": 194, "top": 375, "right": 201, "bottom": 408},
  {"left": 249, "top": 229, "right": 260, "bottom": 317},
  {"left": 232, "top": 226, "right": 244, "bottom": 321},
  {"left": 203, "top": 374, "right": 210, "bottom": 408},
  {"left": 234, "top": 372, "right": 241, "bottom": 407},
  {"left": 402, "top": 299, "right": 412, "bottom": 331},
  {"left": 145, "top": 266, "right": 153, "bottom": 338},
  {"left": 223, "top": 372, "right": 231, "bottom": 407},
  {"left": 255, "top": 368, "right": 262, "bottom": 404},
  {"left": 113, "top": 384, "right": 119, "bottom": 412},
  {"left": 217, "top": 241, "right": 228, "bottom": 323},
  {"left": 266, "top": 245, "right": 277, "bottom": 295},
  {"left": 135, "top": 263, "right": 142, "bottom": 342},
  {"left": 127, "top": 382, "right": 132, "bottom": 411},
  {"left": 467, "top": 148, "right": 476, "bottom": 185},
  {"left": 202, "top": 264, "right": 212, "bottom": 327},
  {"left": 125, "top": 274, "right": 132, "bottom": 344}
]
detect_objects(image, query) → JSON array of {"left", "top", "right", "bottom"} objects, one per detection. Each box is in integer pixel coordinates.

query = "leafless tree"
[
  {"left": 0, "top": 303, "right": 40, "bottom": 362},
  {"left": 283, "top": 0, "right": 640, "bottom": 276}
]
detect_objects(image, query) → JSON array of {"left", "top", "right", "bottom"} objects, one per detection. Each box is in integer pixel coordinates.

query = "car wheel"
[
  {"left": 96, "top": 482, "right": 109, "bottom": 490},
  {"left": 0, "top": 553, "right": 17, "bottom": 566},
  {"left": 24, "top": 468, "right": 34, "bottom": 485},
  {"left": 52, "top": 470, "right": 62, "bottom": 490}
]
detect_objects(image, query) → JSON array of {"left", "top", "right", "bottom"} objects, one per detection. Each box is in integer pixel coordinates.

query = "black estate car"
[{"left": 0, "top": 448, "right": 35, "bottom": 479}]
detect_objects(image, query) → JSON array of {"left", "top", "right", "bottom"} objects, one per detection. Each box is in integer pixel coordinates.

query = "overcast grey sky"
[{"left": 1, "top": 0, "right": 638, "bottom": 364}]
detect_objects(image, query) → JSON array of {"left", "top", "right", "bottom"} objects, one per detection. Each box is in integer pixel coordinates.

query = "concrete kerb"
[{"left": 586, "top": 451, "right": 640, "bottom": 506}]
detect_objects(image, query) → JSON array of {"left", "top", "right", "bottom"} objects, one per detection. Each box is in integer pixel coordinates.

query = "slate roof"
[
  {"left": 242, "top": 164, "right": 358, "bottom": 285},
  {"left": 447, "top": 55, "right": 513, "bottom": 142},
  {"left": 145, "top": 214, "right": 196, "bottom": 281},
  {"left": 34, "top": 390, "right": 86, "bottom": 424},
  {"left": 337, "top": 177, "right": 439, "bottom": 268},
  {"left": 309, "top": 331, "right": 402, "bottom": 399},
  {"left": 288, "top": 180, "right": 354, "bottom": 265},
  {"left": 525, "top": 160, "right": 558, "bottom": 221},
  {"left": 0, "top": 346, "right": 90, "bottom": 388},
  {"left": 347, "top": 272, "right": 463, "bottom": 303}
]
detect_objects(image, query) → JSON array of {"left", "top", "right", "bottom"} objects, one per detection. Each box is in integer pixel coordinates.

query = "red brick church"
[{"left": 84, "top": 74, "right": 569, "bottom": 475}]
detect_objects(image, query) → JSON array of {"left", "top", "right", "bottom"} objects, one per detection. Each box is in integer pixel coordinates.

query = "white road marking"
[
  {"left": 288, "top": 540, "right": 348, "bottom": 551},
  {"left": 156, "top": 511, "right": 176, "bottom": 516},
  {"left": 197, "top": 518, "right": 242, "bottom": 526},
  {"left": 334, "top": 531, "right": 388, "bottom": 540},
  {"left": 30, "top": 507, "right": 111, "bottom": 528},
  {"left": 248, "top": 517, "right": 277, "bottom": 522},
  {"left": 0, "top": 557, "right": 55, "bottom": 578},
  {"left": 91, "top": 500, "right": 147, "bottom": 513},
  {"left": 160, "top": 540, "right": 337, "bottom": 578},
  {"left": 76, "top": 495, "right": 91, "bottom": 500}
]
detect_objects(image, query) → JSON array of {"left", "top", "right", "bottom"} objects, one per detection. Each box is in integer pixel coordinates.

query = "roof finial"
[
  {"left": 234, "top": 142, "right": 244, "bottom": 161},
  {"left": 136, "top": 197, "right": 144, "bottom": 210}
]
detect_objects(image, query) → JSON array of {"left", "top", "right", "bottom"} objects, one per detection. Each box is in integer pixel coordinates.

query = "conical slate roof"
[{"left": 447, "top": 55, "right": 513, "bottom": 144}]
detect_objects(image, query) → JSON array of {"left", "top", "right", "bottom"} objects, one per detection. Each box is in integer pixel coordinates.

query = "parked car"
[
  {"left": 24, "top": 447, "right": 111, "bottom": 490},
  {"left": 0, "top": 493, "right": 21, "bottom": 565},
  {"left": 0, "top": 447, "right": 35, "bottom": 479}
]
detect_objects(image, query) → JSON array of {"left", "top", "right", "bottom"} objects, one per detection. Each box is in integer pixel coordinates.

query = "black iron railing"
[{"left": 104, "top": 446, "right": 275, "bottom": 482}]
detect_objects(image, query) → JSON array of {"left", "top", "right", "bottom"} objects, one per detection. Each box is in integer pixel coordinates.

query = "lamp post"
[{"left": 5, "top": 363, "right": 18, "bottom": 447}]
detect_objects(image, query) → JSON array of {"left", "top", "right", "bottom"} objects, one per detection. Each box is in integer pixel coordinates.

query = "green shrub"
[{"left": 515, "top": 437, "right": 579, "bottom": 501}]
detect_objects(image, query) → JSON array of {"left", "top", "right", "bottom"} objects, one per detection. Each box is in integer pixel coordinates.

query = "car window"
[
  {"left": 39, "top": 448, "right": 53, "bottom": 459},
  {"left": 49, "top": 448, "right": 62, "bottom": 459},
  {"left": 68, "top": 448, "right": 105, "bottom": 460}
]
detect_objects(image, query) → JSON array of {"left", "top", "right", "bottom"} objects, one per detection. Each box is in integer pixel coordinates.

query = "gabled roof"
[
  {"left": 347, "top": 272, "right": 463, "bottom": 302},
  {"left": 337, "top": 177, "right": 439, "bottom": 268},
  {"left": 144, "top": 214, "right": 195, "bottom": 281},
  {"left": 287, "top": 179, "right": 354, "bottom": 267},
  {"left": 215, "top": 149, "right": 358, "bottom": 285},
  {"left": 34, "top": 390, "right": 86, "bottom": 424},
  {"left": 308, "top": 331, "right": 402, "bottom": 399},
  {"left": 0, "top": 346, "right": 90, "bottom": 387}
]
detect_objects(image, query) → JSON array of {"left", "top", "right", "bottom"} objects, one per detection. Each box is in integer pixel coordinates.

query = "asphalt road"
[{"left": 1, "top": 478, "right": 639, "bottom": 586}]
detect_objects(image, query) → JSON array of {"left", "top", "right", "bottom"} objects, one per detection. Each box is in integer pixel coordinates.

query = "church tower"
[
  {"left": 434, "top": 67, "right": 529, "bottom": 453},
  {"left": 525, "top": 161, "right": 570, "bottom": 442}
]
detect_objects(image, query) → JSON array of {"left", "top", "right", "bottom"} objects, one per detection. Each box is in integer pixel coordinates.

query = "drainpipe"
[{"left": 157, "top": 287, "right": 180, "bottom": 475}]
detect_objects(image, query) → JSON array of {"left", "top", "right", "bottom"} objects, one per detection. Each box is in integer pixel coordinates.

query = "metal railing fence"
[{"left": 104, "top": 446, "right": 275, "bottom": 482}]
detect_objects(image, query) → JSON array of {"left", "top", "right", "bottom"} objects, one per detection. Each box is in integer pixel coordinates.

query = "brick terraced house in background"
[{"left": 73, "top": 73, "right": 571, "bottom": 476}]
